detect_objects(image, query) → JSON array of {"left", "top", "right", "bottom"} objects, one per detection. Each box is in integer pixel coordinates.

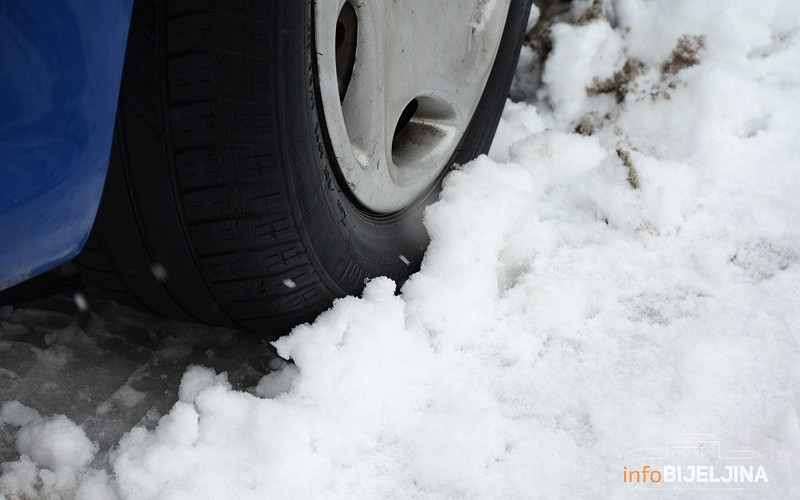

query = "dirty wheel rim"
[{"left": 315, "top": 0, "right": 512, "bottom": 213}]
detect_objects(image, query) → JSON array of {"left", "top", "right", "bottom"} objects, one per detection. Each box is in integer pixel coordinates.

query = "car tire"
[{"left": 76, "top": 0, "right": 531, "bottom": 336}]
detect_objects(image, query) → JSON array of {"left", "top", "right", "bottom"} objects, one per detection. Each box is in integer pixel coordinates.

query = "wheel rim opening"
[
  {"left": 392, "top": 97, "right": 454, "bottom": 168},
  {"left": 394, "top": 99, "right": 419, "bottom": 138},
  {"left": 335, "top": 2, "right": 357, "bottom": 103}
]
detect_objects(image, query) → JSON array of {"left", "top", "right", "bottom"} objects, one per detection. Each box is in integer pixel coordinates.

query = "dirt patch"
[
  {"left": 648, "top": 35, "right": 706, "bottom": 100},
  {"left": 661, "top": 35, "right": 706, "bottom": 76},
  {"left": 586, "top": 34, "right": 706, "bottom": 105},
  {"left": 587, "top": 58, "right": 645, "bottom": 103},
  {"left": 517, "top": 1, "right": 607, "bottom": 101},
  {"left": 574, "top": 111, "right": 611, "bottom": 136},
  {"left": 574, "top": 113, "right": 598, "bottom": 136},
  {"left": 525, "top": 2, "right": 573, "bottom": 68},
  {"left": 616, "top": 148, "right": 639, "bottom": 189},
  {"left": 574, "top": 0, "right": 605, "bottom": 26}
]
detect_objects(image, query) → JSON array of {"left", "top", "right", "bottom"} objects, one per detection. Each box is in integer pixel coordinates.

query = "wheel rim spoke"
[{"left": 316, "top": 0, "right": 511, "bottom": 212}]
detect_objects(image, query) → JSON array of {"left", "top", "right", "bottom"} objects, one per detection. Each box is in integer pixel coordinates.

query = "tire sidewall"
[{"left": 283, "top": 0, "right": 532, "bottom": 297}]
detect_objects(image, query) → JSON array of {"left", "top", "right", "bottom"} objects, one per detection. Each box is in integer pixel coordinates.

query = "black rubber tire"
[{"left": 76, "top": 0, "right": 532, "bottom": 337}]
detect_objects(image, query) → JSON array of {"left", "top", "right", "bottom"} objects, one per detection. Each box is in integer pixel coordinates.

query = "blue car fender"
[{"left": 0, "top": 0, "right": 134, "bottom": 290}]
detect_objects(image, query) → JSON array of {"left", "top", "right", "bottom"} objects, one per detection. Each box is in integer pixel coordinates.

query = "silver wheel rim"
[{"left": 315, "top": 0, "right": 512, "bottom": 213}]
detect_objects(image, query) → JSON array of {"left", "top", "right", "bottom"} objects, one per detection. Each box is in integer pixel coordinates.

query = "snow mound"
[
  {"left": 15, "top": 415, "right": 96, "bottom": 472},
  {"left": 0, "top": 405, "right": 111, "bottom": 500}
]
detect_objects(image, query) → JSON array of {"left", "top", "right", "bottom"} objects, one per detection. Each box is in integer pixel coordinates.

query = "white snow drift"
[{"left": 2, "top": 0, "right": 800, "bottom": 498}]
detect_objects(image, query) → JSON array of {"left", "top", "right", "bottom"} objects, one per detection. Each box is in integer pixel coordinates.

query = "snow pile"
[
  {"left": 2, "top": 0, "right": 800, "bottom": 498},
  {"left": 0, "top": 403, "right": 114, "bottom": 499}
]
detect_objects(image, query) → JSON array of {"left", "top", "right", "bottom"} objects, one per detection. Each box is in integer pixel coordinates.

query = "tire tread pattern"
[{"left": 77, "top": 0, "right": 332, "bottom": 334}]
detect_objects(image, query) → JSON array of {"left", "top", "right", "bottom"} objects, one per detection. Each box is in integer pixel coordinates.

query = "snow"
[
  {"left": 2, "top": 0, "right": 800, "bottom": 498},
  {"left": 1, "top": 411, "right": 99, "bottom": 499},
  {"left": 15, "top": 415, "right": 97, "bottom": 472},
  {"left": 0, "top": 402, "right": 40, "bottom": 429}
]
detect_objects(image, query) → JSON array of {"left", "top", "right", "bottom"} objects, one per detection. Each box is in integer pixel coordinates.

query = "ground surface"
[{"left": 2, "top": 0, "right": 800, "bottom": 498}]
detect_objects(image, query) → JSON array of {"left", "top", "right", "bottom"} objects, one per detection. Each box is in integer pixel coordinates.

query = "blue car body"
[{"left": 0, "top": 0, "right": 134, "bottom": 290}]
